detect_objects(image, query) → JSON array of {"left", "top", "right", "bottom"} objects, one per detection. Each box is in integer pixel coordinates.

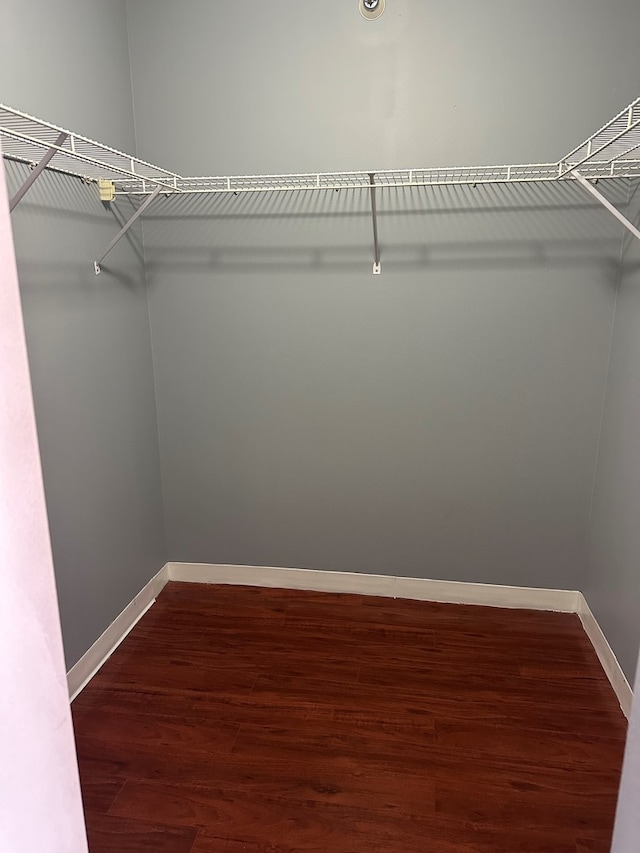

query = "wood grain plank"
[
  {"left": 77, "top": 775, "right": 126, "bottom": 814},
  {"left": 110, "top": 770, "right": 436, "bottom": 826},
  {"left": 75, "top": 707, "right": 239, "bottom": 755},
  {"left": 230, "top": 719, "right": 435, "bottom": 767},
  {"left": 111, "top": 780, "right": 583, "bottom": 853},
  {"left": 435, "top": 719, "right": 626, "bottom": 770},
  {"left": 190, "top": 819, "right": 584, "bottom": 853},
  {"left": 575, "top": 836, "right": 616, "bottom": 852},
  {"left": 83, "top": 812, "right": 196, "bottom": 853},
  {"left": 72, "top": 582, "right": 626, "bottom": 853}
]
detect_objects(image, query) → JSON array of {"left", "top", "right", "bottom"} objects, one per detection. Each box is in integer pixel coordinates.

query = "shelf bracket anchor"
[
  {"left": 9, "top": 131, "right": 68, "bottom": 212},
  {"left": 369, "top": 173, "right": 381, "bottom": 274},
  {"left": 94, "top": 186, "right": 161, "bottom": 275},
  {"left": 573, "top": 170, "right": 640, "bottom": 244}
]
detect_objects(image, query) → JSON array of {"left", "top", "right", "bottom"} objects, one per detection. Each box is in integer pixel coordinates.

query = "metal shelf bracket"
[
  {"left": 369, "top": 173, "right": 381, "bottom": 275},
  {"left": 573, "top": 170, "right": 640, "bottom": 244},
  {"left": 94, "top": 185, "right": 161, "bottom": 275},
  {"left": 9, "top": 131, "right": 68, "bottom": 211}
]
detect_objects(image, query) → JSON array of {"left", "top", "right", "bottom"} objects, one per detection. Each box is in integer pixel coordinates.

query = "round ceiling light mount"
[{"left": 359, "top": 0, "right": 385, "bottom": 20}]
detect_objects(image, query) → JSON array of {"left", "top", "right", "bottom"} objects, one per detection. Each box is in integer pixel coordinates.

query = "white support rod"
[
  {"left": 573, "top": 170, "right": 640, "bottom": 243},
  {"left": 94, "top": 186, "right": 161, "bottom": 275},
  {"left": 9, "top": 131, "right": 68, "bottom": 211}
]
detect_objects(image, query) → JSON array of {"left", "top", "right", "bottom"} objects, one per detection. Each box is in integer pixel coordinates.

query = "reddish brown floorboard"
[{"left": 71, "top": 582, "right": 627, "bottom": 852}]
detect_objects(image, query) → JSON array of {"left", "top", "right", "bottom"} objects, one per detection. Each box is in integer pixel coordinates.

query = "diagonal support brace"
[
  {"left": 94, "top": 186, "right": 161, "bottom": 274},
  {"left": 573, "top": 170, "right": 640, "bottom": 243},
  {"left": 10, "top": 131, "right": 68, "bottom": 212},
  {"left": 369, "top": 172, "right": 381, "bottom": 275}
]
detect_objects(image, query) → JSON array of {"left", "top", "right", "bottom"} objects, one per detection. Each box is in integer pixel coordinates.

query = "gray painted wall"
[
  {"left": 612, "top": 656, "right": 640, "bottom": 852},
  {"left": 127, "top": 0, "right": 640, "bottom": 586},
  {"left": 586, "top": 186, "right": 640, "bottom": 681},
  {"left": 126, "top": 0, "right": 640, "bottom": 175},
  {"left": 1, "top": 0, "right": 166, "bottom": 668},
  {"left": 4, "top": 0, "right": 640, "bottom": 666}
]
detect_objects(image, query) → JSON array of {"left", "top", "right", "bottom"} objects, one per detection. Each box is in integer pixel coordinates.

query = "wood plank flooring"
[{"left": 71, "top": 582, "right": 628, "bottom": 852}]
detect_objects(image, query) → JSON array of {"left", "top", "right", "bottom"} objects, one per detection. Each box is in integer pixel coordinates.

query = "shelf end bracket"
[
  {"left": 93, "top": 185, "right": 161, "bottom": 275},
  {"left": 573, "top": 170, "right": 640, "bottom": 244},
  {"left": 9, "top": 131, "right": 68, "bottom": 212}
]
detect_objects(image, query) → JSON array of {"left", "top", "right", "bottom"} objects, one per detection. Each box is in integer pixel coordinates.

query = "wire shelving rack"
[
  {"left": 3, "top": 103, "right": 640, "bottom": 198},
  {"left": 3, "top": 98, "right": 640, "bottom": 272}
]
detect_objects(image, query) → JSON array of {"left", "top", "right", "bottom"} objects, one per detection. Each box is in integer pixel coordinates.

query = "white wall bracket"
[
  {"left": 573, "top": 170, "right": 640, "bottom": 243},
  {"left": 94, "top": 185, "right": 161, "bottom": 274},
  {"left": 9, "top": 131, "right": 68, "bottom": 212},
  {"left": 369, "top": 172, "right": 381, "bottom": 275}
]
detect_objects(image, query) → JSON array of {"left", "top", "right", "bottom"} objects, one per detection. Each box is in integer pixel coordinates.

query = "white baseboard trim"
[
  {"left": 577, "top": 593, "right": 633, "bottom": 719},
  {"left": 68, "top": 562, "right": 632, "bottom": 719},
  {"left": 167, "top": 562, "right": 581, "bottom": 612},
  {"left": 67, "top": 565, "right": 169, "bottom": 701}
]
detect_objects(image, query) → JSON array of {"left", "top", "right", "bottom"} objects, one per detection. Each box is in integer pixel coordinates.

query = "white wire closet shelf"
[
  {"left": 3, "top": 97, "right": 640, "bottom": 273},
  {"left": 3, "top": 102, "right": 640, "bottom": 197},
  {"left": 0, "top": 104, "right": 182, "bottom": 193},
  {"left": 560, "top": 97, "right": 640, "bottom": 177}
]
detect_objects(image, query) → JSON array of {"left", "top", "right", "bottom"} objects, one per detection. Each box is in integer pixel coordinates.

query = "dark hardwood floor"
[{"left": 71, "top": 582, "right": 628, "bottom": 852}]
